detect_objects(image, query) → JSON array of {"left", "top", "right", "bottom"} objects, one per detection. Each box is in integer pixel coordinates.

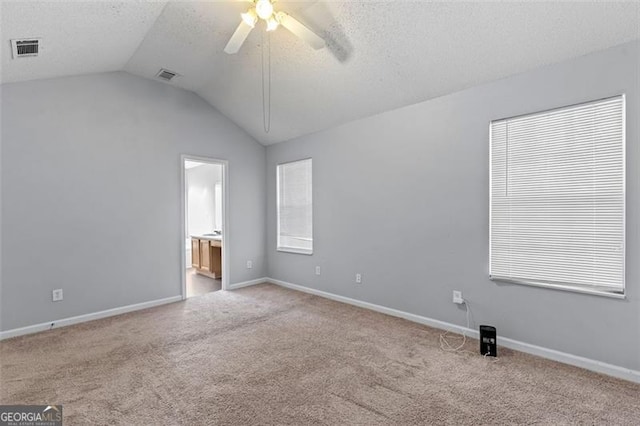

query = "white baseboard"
[
  {"left": 0, "top": 295, "right": 182, "bottom": 341},
  {"left": 267, "top": 278, "right": 640, "bottom": 384},
  {"left": 228, "top": 277, "right": 268, "bottom": 290}
]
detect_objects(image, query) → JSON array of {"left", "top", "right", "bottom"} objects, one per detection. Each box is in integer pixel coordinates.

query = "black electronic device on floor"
[{"left": 479, "top": 325, "right": 497, "bottom": 357}]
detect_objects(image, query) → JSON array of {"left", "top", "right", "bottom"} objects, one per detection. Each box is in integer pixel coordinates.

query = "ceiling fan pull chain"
[{"left": 262, "top": 30, "right": 272, "bottom": 134}]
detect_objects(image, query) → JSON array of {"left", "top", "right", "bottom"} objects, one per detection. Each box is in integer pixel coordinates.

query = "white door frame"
[{"left": 180, "top": 154, "right": 230, "bottom": 299}]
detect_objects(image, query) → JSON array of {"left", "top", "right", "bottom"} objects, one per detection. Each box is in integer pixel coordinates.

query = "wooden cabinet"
[
  {"left": 200, "top": 240, "right": 210, "bottom": 271},
  {"left": 191, "top": 239, "right": 200, "bottom": 268},
  {"left": 210, "top": 244, "right": 222, "bottom": 277},
  {"left": 191, "top": 237, "right": 222, "bottom": 279}
]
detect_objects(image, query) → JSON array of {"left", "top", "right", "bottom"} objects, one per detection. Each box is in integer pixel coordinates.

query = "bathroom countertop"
[{"left": 191, "top": 234, "right": 222, "bottom": 241}]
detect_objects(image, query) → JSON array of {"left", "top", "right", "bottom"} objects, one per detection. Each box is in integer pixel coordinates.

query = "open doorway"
[{"left": 181, "top": 155, "right": 229, "bottom": 299}]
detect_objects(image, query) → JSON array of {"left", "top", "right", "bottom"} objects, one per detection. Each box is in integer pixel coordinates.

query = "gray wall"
[
  {"left": 1, "top": 71, "right": 266, "bottom": 331},
  {"left": 266, "top": 41, "right": 640, "bottom": 370}
]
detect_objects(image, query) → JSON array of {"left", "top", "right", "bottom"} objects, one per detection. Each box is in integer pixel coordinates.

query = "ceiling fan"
[{"left": 224, "top": 0, "right": 326, "bottom": 54}]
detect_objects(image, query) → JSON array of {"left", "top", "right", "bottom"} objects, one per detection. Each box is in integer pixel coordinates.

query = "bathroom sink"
[{"left": 200, "top": 233, "right": 222, "bottom": 240}]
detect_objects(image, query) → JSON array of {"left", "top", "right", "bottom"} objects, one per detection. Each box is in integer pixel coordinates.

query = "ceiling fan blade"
[
  {"left": 224, "top": 20, "right": 254, "bottom": 54},
  {"left": 277, "top": 12, "right": 326, "bottom": 50}
]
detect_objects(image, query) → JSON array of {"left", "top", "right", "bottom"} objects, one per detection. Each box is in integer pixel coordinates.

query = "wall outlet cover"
[
  {"left": 246, "top": 260, "right": 253, "bottom": 269},
  {"left": 356, "top": 273, "right": 362, "bottom": 284},
  {"left": 315, "top": 266, "right": 321, "bottom": 275},
  {"left": 453, "top": 290, "right": 464, "bottom": 304},
  {"left": 52, "top": 289, "right": 63, "bottom": 302}
]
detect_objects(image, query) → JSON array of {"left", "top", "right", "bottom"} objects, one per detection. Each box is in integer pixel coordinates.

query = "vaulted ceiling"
[{"left": 2, "top": 1, "right": 639, "bottom": 145}]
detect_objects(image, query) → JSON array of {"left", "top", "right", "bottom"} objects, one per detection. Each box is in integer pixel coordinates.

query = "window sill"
[
  {"left": 490, "top": 276, "right": 625, "bottom": 299},
  {"left": 277, "top": 247, "right": 313, "bottom": 256}
]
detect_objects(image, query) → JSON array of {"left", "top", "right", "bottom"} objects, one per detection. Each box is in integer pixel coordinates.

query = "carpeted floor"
[{"left": 1, "top": 284, "right": 639, "bottom": 425}]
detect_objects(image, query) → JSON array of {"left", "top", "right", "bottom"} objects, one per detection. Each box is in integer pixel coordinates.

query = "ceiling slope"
[
  {"left": 1, "top": 0, "right": 168, "bottom": 84},
  {"left": 192, "top": 0, "right": 640, "bottom": 144},
  {"left": 2, "top": 1, "right": 639, "bottom": 145}
]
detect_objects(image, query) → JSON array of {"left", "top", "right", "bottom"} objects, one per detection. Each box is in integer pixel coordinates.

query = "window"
[
  {"left": 490, "top": 96, "right": 625, "bottom": 297},
  {"left": 277, "top": 158, "right": 313, "bottom": 254}
]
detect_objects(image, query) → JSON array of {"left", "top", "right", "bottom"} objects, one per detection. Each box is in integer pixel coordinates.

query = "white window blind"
[
  {"left": 490, "top": 96, "right": 625, "bottom": 296},
  {"left": 277, "top": 158, "right": 313, "bottom": 254}
]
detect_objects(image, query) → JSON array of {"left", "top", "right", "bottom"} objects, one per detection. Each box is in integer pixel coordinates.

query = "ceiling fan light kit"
[
  {"left": 255, "top": 0, "right": 274, "bottom": 20},
  {"left": 241, "top": 8, "right": 258, "bottom": 28},
  {"left": 223, "top": 0, "right": 327, "bottom": 134},
  {"left": 224, "top": 0, "right": 326, "bottom": 54},
  {"left": 266, "top": 16, "right": 279, "bottom": 32}
]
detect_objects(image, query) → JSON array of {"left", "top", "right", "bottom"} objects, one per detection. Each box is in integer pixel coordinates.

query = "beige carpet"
[{"left": 1, "top": 284, "right": 639, "bottom": 425}]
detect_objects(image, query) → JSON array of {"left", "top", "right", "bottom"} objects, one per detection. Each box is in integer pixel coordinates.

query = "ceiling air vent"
[
  {"left": 11, "top": 39, "right": 40, "bottom": 58},
  {"left": 156, "top": 69, "right": 178, "bottom": 82}
]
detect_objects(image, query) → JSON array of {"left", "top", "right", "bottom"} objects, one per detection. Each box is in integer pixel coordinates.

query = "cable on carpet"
[
  {"left": 439, "top": 299, "right": 472, "bottom": 353},
  {"left": 438, "top": 300, "right": 500, "bottom": 362}
]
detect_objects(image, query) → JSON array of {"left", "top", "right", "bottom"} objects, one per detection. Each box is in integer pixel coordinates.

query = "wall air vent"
[
  {"left": 156, "top": 69, "right": 178, "bottom": 81},
  {"left": 11, "top": 39, "right": 40, "bottom": 58}
]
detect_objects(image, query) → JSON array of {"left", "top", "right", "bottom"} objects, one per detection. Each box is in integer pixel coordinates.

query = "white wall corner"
[{"left": 228, "top": 277, "right": 268, "bottom": 290}]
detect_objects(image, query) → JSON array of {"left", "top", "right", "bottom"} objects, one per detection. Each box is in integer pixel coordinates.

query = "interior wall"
[
  {"left": 0, "top": 71, "right": 266, "bottom": 331},
  {"left": 266, "top": 40, "right": 640, "bottom": 371}
]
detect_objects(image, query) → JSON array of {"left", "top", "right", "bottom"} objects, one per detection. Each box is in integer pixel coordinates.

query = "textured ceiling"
[
  {"left": 2, "top": 1, "right": 639, "bottom": 145},
  {"left": 0, "top": 0, "right": 167, "bottom": 83}
]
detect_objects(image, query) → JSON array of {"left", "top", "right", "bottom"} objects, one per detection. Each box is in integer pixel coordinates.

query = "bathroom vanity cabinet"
[{"left": 191, "top": 236, "right": 222, "bottom": 279}]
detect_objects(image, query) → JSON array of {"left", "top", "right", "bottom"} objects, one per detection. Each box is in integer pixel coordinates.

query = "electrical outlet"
[
  {"left": 52, "top": 289, "right": 63, "bottom": 302},
  {"left": 452, "top": 290, "right": 464, "bottom": 304},
  {"left": 315, "top": 266, "right": 321, "bottom": 276},
  {"left": 355, "top": 273, "right": 362, "bottom": 284},
  {"left": 246, "top": 260, "right": 253, "bottom": 269}
]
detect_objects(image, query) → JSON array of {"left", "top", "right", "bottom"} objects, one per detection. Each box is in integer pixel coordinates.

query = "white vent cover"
[
  {"left": 156, "top": 69, "right": 178, "bottom": 81},
  {"left": 11, "top": 39, "right": 40, "bottom": 58}
]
